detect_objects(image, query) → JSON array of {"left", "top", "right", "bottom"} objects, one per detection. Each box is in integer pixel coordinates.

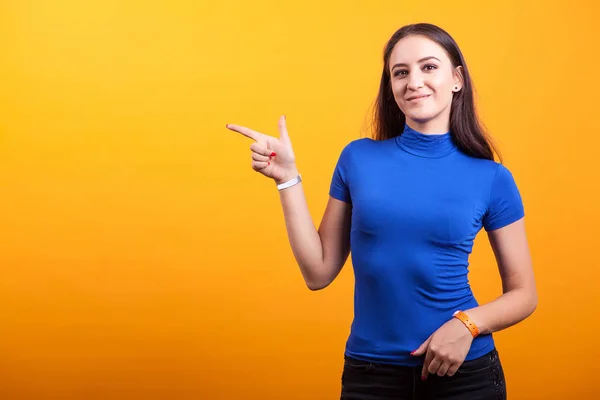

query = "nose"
[{"left": 406, "top": 70, "right": 424, "bottom": 91}]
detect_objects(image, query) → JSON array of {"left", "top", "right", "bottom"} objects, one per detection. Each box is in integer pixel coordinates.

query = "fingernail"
[
  {"left": 270, "top": 152, "right": 276, "bottom": 157},
  {"left": 410, "top": 351, "right": 415, "bottom": 356},
  {"left": 268, "top": 162, "right": 270, "bottom": 166},
  {"left": 421, "top": 375, "right": 427, "bottom": 381}
]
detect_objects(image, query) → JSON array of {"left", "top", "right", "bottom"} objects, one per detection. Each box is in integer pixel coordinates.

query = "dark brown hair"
[{"left": 369, "top": 23, "right": 500, "bottom": 161}]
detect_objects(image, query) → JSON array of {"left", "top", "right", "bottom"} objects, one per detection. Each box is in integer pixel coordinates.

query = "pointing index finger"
[{"left": 226, "top": 124, "right": 262, "bottom": 141}]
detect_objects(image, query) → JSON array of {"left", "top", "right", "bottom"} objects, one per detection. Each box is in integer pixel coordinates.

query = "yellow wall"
[{"left": 1, "top": 1, "right": 598, "bottom": 398}]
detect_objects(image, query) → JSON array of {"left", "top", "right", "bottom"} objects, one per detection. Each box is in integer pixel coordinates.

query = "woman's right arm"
[
  {"left": 226, "top": 116, "right": 352, "bottom": 290},
  {"left": 278, "top": 176, "right": 352, "bottom": 290}
]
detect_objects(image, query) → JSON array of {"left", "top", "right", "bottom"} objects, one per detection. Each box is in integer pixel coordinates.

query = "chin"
[{"left": 404, "top": 111, "right": 437, "bottom": 124}]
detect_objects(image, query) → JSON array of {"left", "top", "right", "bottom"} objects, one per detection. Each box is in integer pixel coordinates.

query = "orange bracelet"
[{"left": 453, "top": 310, "right": 480, "bottom": 338}]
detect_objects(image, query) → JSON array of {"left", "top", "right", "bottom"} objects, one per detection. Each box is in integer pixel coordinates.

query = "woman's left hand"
[{"left": 411, "top": 317, "right": 474, "bottom": 380}]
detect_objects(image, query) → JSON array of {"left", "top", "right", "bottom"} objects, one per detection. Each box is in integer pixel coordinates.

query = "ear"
[{"left": 453, "top": 66, "right": 465, "bottom": 92}]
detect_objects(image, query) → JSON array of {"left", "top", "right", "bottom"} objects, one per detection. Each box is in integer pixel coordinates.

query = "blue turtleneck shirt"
[{"left": 329, "top": 124, "right": 525, "bottom": 366}]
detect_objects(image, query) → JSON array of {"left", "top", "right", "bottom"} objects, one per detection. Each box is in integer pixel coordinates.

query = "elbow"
[
  {"left": 301, "top": 262, "right": 337, "bottom": 291},
  {"left": 305, "top": 273, "right": 334, "bottom": 291},
  {"left": 521, "top": 286, "right": 538, "bottom": 318},
  {"left": 306, "top": 280, "right": 330, "bottom": 291},
  {"left": 528, "top": 290, "right": 538, "bottom": 316}
]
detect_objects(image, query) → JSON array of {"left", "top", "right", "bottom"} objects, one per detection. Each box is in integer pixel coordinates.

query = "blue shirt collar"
[{"left": 395, "top": 124, "right": 458, "bottom": 158}]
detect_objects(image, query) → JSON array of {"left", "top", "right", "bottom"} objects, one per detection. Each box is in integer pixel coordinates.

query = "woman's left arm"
[
  {"left": 412, "top": 217, "right": 537, "bottom": 380},
  {"left": 464, "top": 217, "right": 538, "bottom": 334}
]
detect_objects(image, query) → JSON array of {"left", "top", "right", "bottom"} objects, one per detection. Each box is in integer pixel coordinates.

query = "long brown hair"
[{"left": 368, "top": 23, "right": 501, "bottom": 161}]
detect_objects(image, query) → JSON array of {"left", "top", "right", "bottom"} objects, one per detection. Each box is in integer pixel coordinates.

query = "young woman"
[{"left": 226, "top": 23, "right": 537, "bottom": 400}]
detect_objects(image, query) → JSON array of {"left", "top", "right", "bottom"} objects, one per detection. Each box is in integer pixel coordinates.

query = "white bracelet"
[{"left": 276, "top": 174, "right": 302, "bottom": 191}]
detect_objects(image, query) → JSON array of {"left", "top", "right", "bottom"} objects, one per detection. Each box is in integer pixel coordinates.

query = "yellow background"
[{"left": 1, "top": 0, "right": 598, "bottom": 398}]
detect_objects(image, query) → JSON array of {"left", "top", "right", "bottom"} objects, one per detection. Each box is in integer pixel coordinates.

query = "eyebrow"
[{"left": 391, "top": 56, "right": 441, "bottom": 70}]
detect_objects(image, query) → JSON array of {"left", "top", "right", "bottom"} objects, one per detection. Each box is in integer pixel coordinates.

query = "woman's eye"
[
  {"left": 424, "top": 64, "right": 438, "bottom": 71},
  {"left": 393, "top": 70, "right": 408, "bottom": 77}
]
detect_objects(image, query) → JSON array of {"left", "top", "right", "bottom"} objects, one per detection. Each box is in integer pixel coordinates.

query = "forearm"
[
  {"left": 277, "top": 173, "right": 327, "bottom": 288},
  {"left": 465, "top": 286, "right": 538, "bottom": 335}
]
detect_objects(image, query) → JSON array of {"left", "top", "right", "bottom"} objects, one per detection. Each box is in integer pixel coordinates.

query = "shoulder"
[
  {"left": 481, "top": 161, "right": 525, "bottom": 230},
  {"left": 472, "top": 158, "right": 518, "bottom": 186},
  {"left": 337, "top": 137, "right": 392, "bottom": 157},
  {"left": 342, "top": 137, "right": 378, "bottom": 150},
  {"left": 490, "top": 163, "right": 520, "bottom": 192},
  {"left": 455, "top": 151, "right": 515, "bottom": 180}
]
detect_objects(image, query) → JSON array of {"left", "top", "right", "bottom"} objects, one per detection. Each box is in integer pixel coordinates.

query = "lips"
[{"left": 406, "top": 94, "right": 431, "bottom": 101}]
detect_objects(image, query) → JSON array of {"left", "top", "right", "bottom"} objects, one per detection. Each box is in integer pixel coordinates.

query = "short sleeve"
[
  {"left": 329, "top": 141, "right": 353, "bottom": 204},
  {"left": 483, "top": 164, "right": 525, "bottom": 231}
]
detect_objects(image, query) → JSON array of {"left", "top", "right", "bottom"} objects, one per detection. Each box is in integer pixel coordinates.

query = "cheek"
[
  {"left": 392, "top": 86, "right": 408, "bottom": 111},
  {"left": 391, "top": 81, "right": 407, "bottom": 105},
  {"left": 428, "top": 75, "right": 453, "bottom": 93},
  {"left": 391, "top": 80, "right": 404, "bottom": 95},
  {"left": 391, "top": 81, "right": 404, "bottom": 100}
]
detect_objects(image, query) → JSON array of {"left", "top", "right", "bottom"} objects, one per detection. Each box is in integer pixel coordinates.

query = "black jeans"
[{"left": 340, "top": 349, "right": 506, "bottom": 400}]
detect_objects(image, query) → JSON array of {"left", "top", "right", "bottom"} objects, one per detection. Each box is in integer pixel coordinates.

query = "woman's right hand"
[{"left": 226, "top": 115, "right": 299, "bottom": 184}]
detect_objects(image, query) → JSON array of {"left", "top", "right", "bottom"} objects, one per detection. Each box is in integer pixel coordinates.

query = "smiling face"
[{"left": 389, "top": 34, "right": 463, "bottom": 134}]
